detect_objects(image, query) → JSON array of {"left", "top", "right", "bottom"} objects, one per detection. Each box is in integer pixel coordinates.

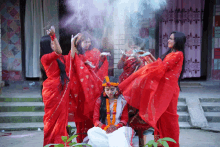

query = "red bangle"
[
  {"left": 101, "top": 124, "right": 106, "bottom": 130},
  {"left": 115, "top": 123, "right": 123, "bottom": 129},
  {"left": 50, "top": 34, "right": 56, "bottom": 41}
]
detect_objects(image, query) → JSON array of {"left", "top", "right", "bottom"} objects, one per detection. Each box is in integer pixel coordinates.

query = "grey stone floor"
[{"left": 0, "top": 129, "right": 220, "bottom": 147}]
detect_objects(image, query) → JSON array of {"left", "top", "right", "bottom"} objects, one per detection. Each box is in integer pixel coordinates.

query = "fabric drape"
[{"left": 25, "top": 0, "right": 59, "bottom": 77}]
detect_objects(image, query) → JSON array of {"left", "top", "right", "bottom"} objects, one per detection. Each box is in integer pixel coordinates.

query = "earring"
[
  {"left": 103, "top": 92, "right": 106, "bottom": 97},
  {"left": 114, "top": 91, "right": 119, "bottom": 97}
]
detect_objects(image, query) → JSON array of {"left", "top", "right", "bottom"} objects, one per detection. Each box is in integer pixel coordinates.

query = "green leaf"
[
  {"left": 161, "top": 137, "right": 176, "bottom": 143},
  {"left": 67, "top": 125, "right": 71, "bottom": 127},
  {"left": 157, "top": 139, "right": 163, "bottom": 145},
  {"left": 55, "top": 144, "right": 64, "bottom": 147},
  {"left": 61, "top": 136, "right": 68, "bottom": 142},
  {"left": 162, "top": 141, "right": 169, "bottom": 147},
  {"left": 67, "top": 135, "right": 78, "bottom": 142},
  {"left": 68, "top": 142, "right": 77, "bottom": 146},
  {"left": 71, "top": 143, "right": 92, "bottom": 147},
  {"left": 146, "top": 140, "right": 155, "bottom": 145},
  {"left": 152, "top": 142, "right": 158, "bottom": 147}
]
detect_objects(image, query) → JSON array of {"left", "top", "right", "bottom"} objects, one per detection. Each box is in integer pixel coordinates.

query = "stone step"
[
  {"left": 199, "top": 98, "right": 220, "bottom": 102},
  {"left": 178, "top": 98, "right": 186, "bottom": 102},
  {"left": 180, "top": 82, "right": 202, "bottom": 87},
  {"left": 0, "top": 122, "right": 191, "bottom": 132},
  {"left": 0, "top": 102, "right": 44, "bottom": 112},
  {"left": 204, "top": 112, "right": 220, "bottom": 122},
  {"left": 177, "top": 102, "right": 187, "bottom": 112},
  {"left": 0, "top": 122, "right": 76, "bottom": 131},
  {"left": 201, "top": 102, "right": 220, "bottom": 112},
  {"left": 0, "top": 111, "right": 189, "bottom": 123},
  {"left": 0, "top": 112, "right": 44, "bottom": 123},
  {"left": 178, "top": 112, "right": 190, "bottom": 122},
  {"left": 0, "top": 97, "right": 42, "bottom": 102},
  {"left": 0, "top": 101, "right": 187, "bottom": 112},
  {"left": 179, "top": 122, "right": 192, "bottom": 129}
]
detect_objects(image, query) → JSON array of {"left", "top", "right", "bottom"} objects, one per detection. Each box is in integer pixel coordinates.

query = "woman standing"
[
  {"left": 68, "top": 32, "right": 110, "bottom": 143},
  {"left": 119, "top": 31, "right": 186, "bottom": 147},
  {"left": 117, "top": 39, "right": 155, "bottom": 146},
  {"left": 40, "top": 26, "right": 72, "bottom": 146}
]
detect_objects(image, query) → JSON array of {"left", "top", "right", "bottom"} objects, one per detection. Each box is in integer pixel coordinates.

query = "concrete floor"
[{"left": 0, "top": 129, "right": 220, "bottom": 147}]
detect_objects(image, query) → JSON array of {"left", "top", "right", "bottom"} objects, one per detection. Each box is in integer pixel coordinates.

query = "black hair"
[
  {"left": 75, "top": 31, "right": 95, "bottom": 54},
  {"left": 160, "top": 31, "right": 186, "bottom": 91},
  {"left": 40, "top": 35, "right": 69, "bottom": 93},
  {"left": 99, "top": 91, "right": 108, "bottom": 124}
]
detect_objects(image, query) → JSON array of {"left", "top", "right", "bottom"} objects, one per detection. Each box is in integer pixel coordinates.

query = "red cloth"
[
  {"left": 119, "top": 56, "right": 142, "bottom": 83},
  {"left": 65, "top": 48, "right": 108, "bottom": 142},
  {"left": 118, "top": 52, "right": 153, "bottom": 83},
  {"left": 93, "top": 97, "right": 129, "bottom": 128},
  {"left": 119, "top": 51, "right": 184, "bottom": 147},
  {"left": 41, "top": 52, "right": 70, "bottom": 146}
]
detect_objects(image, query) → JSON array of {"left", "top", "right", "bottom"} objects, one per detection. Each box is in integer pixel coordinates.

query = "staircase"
[
  {"left": 0, "top": 96, "right": 191, "bottom": 131},
  {"left": 0, "top": 97, "right": 45, "bottom": 131},
  {"left": 0, "top": 97, "right": 76, "bottom": 131},
  {"left": 200, "top": 98, "right": 220, "bottom": 131},
  {"left": 177, "top": 98, "right": 192, "bottom": 128}
]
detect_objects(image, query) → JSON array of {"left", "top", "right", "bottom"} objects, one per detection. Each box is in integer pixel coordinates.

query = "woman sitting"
[{"left": 87, "top": 76, "right": 135, "bottom": 147}]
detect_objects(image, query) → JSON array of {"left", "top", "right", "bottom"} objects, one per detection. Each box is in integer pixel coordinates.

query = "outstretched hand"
[
  {"left": 71, "top": 33, "right": 82, "bottom": 48},
  {"left": 85, "top": 60, "right": 96, "bottom": 68},
  {"left": 100, "top": 52, "right": 111, "bottom": 57}
]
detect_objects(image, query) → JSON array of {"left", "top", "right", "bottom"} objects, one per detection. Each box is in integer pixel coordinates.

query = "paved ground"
[
  {"left": 0, "top": 81, "right": 220, "bottom": 146},
  {"left": 0, "top": 129, "right": 220, "bottom": 147}
]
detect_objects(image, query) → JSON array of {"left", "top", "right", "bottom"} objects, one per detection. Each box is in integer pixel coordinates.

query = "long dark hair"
[
  {"left": 99, "top": 91, "right": 108, "bottom": 124},
  {"left": 40, "top": 35, "right": 69, "bottom": 92},
  {"left": 160, "top": 31, "right": 186, "bottom": 90},
  {"left": 75, "top": 31, "right": 95, "bottom": 54}
]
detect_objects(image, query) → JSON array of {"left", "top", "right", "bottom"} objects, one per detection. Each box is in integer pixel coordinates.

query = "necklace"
[{"left": 104, "top": 98, "right": 117, "bottom": 131}]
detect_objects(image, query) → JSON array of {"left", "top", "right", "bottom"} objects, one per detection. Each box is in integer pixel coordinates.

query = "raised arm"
[
  {"left": 46, "top": 26, "right": 62, "bottom": 55},
  {"left": 41, "top": 52, "right": 61, "bottom": 67},
  {"left": 117, "top": 54, "right": 126, "bottom": 69}
]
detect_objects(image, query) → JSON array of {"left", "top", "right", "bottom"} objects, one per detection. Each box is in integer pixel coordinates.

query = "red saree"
[
  {"left": 41, "top": 52, "right": 70, "bottom": 146},
  {"left": 119, "top": 51, "right": 184, "bottom": 147},
  {"left": 66, "top": 48, "right": 108, "bottom": 143},
  {"left": 118, "top": 52, "right": 154, "bottom": 83}
]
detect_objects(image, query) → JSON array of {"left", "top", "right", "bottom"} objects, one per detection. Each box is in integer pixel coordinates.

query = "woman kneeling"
[{"left": 87, "top": 76, "right": 135, "bottom": 147}]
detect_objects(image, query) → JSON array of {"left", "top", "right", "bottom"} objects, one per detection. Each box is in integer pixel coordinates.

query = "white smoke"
[{"left": 60, "top": 0, "right": 166, "bottom": 47}]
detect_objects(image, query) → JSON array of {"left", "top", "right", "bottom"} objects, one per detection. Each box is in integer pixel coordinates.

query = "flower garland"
[{"left": 104, "top": 98, "right": 117, "bottom": 131}]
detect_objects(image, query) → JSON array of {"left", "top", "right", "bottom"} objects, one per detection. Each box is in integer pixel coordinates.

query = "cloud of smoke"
[{"left": 60, "top": 0, "right": 166, "bottom": 48}]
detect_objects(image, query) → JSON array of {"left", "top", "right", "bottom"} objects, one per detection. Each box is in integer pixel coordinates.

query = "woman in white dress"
[{"left": 87, "top": 76, "right": 135, "bottom": 147}]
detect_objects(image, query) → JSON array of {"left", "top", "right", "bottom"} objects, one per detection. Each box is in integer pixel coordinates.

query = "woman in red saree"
[
  {"left": 41, "top": 26, "right": 74, "bottom": 146},
  {"left": 68, "top": 32, "right": 109, "bottom": 143},
  {"left": 119, "top": 31, "right": 186, "bottom": 147},
  {"left": 117, "top": 40, "right": 155, "bottom": 146}
]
